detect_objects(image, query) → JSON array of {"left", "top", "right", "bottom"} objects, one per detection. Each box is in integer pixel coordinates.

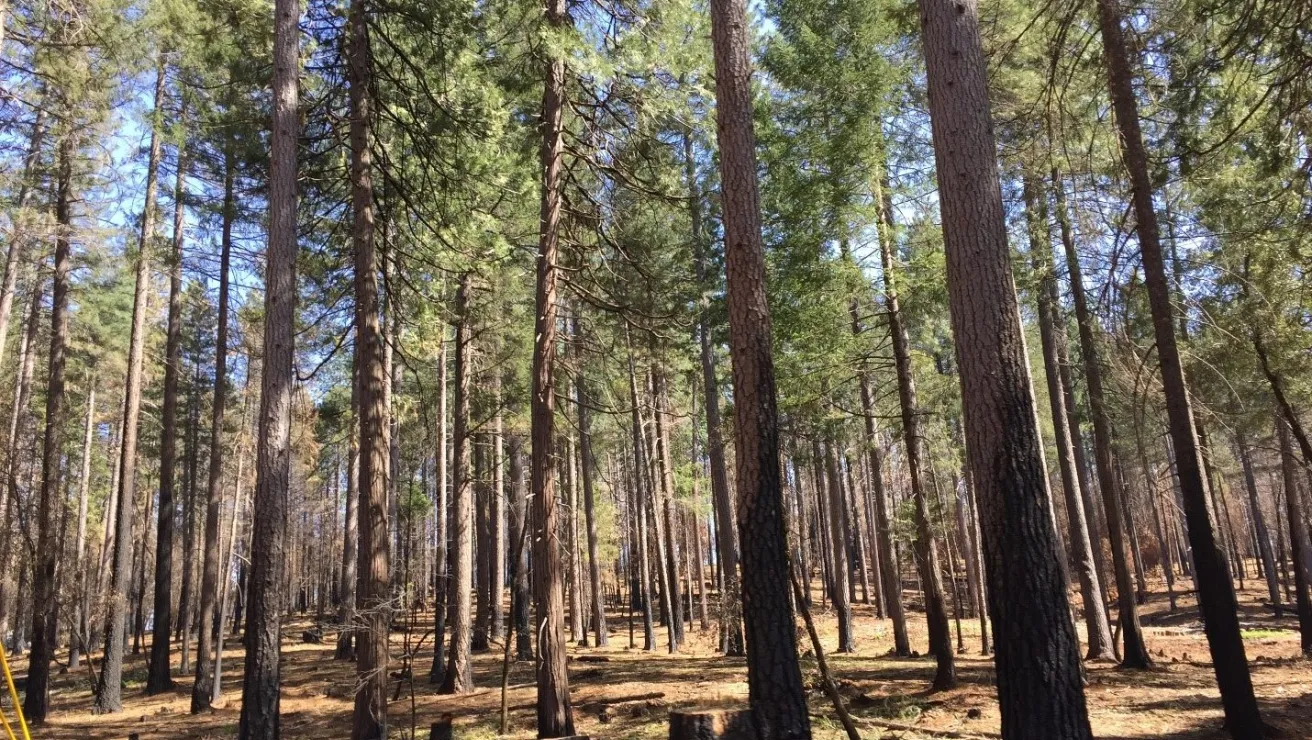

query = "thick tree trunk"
[
  {"left": 147, "top": 133, "right": 189, "bottom": 695},
  {"left": 531, "top": 0, "right": 574, "bottom": 725},
  {"left": 707, "top": 0, "right": 810, "bottom": 730},
  {"left": 350, "top": 0, "right": 391, "bottom": 732},
  {"left": 93, "top": 65, "right": 166, "bottom": 714},
  {"left": 238, "top": 0, "right": 300, "bottom": 733},
  {"left": 194, "top": 145, "right": 236, "bottom": 709},
  {"left": 1051, "top": 169, "right": 1152, "bottom": 669},
  {"left": 918, "top": 0, "right": 1092, "bottom": 736},
  {"left": 1096, "top": 0, "right": 1261, "bottom": 730},
  {"left": 25, "top": 137, "right": 75, "bottom": 724},
  {"left": 440, "top": 273, "right": 474, "bottom": 694},
  {"left": 1022, "top": 176, "right": 1116, "bottom": 661}
]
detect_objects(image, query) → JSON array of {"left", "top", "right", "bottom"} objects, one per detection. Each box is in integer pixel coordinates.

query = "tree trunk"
[
  {"left": 93, "top": 64, "right": 166, "bottom": 714},
  {"left": 193, "top": 142, "right": 236, "bottom": 708},
  {"left": 428, "top": 328, "right": 448, "bottom": 678},
  {"left": 1238, "top": 441, "right": 1280, "bottom": 616},
  {"left": 652, "top": 367, "right": 685, "bottom": 649},
  {"left": 707, "top": 0, "right": 810, "bottom": 730},
  {"left": 491, "top": 392, "right": 506, "bottom": 641},
  {"left": 70, "top": 384, "right": 96, "bottom": 670},
  {"left": 574, "top": 317, "right": 608, "bottom": 646},
  {"left": 1051, "top": 169, "right": 1152, "bottom": 669},
  {"left": 1095, "top": 0, "right": 1261, "bottom": 730},
  {"left": 338, "top": 352, "right": 360, "bottom": 662},
  {"left": 918, "top": 0, "right": 1092, "bottom": 735},
  {"left": 531, "top": 0, "right": 574, "bottom": 725},
  {"left": 147, "top": 131, "right": 189, "bottom": 695},
  {"left": 823, "top": 439, "right": 854, "bottom": 652},
  {"left": 685, "top": 130, "right": 744, "bottom": 656},
  {"left": 1022, "top": 175, "right": 1116, "bottom": 661},
  {"left": 508, "top": 435, "right": 532, "bottom": 661},
  {"left": 440, "top": 273, "right": 474, "bottom": 694},
  {"left": 349, "top": 0, "right": 391, "bottom": 732},
  {"left": 1276, "top": 417, "right": 1312, "bottom": 654},
  {"left": 24, "top": 136, "right": 75, "bottom": 724},
  {"left": 0, "top": 106, "right": 45, "bottom": 374},
  {"left": 882, "top": 174, "right": 954, "bottom": 686},
  {"left": 238, "top": 0, "right": 300, "bottom": 732}
]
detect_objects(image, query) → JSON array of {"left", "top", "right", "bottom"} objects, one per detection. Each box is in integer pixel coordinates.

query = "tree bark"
[
  {"left": 574, "top": 316, "right": 608, "bottom": 646},
  {"left": 1096, "top": 0, "right": 1262, "bottom": 730},
  {"left": 93, "top": 64, "right": 167, "bottom": 715},
  {"left": 823, "top": 438, "right": 854, "bottom": 652},
  {"left": 440, "top": 273, "right": 474, "bottom": 694},
  {"left": 428, "top": 328, "right": 448, "bottom": 679},
  {"left": 707, "top": 0, "right": 810, "bottom": 730},
  {"left": 24, "top": 136, "right": 75, "bottom": 724},
  {"left": 238, "top": 0, "right": 300, "bottom": 732},
  {"left": 1238, "top": 441, "right": 1280, "bottom": 617},
  {"left": 508, "top": 434, "right": 532, "bottom": 661},
  {"left": 1276, "top": 417, "right": 1312, "bottom": 654},
  {"left": 531, "top": 0, "right": 574, "bottom": 725},
  {"left": 147, "top": 130, "right": 189, "bottom": 695},
  {"left": 918, "top": 0, "right": 1092, "bottom": 735},
  {"left": 1022, "top": 175, "right": 1115, "bottom": 661},
  {"left": 70, "top": 384, "right": 96, "bottom": 670},
  {"left": 0, "top": 107, "right": 45, "bottom": 374},
  {"left": 349, "top": 0, "right": 391, "bottom": 732},
  {"left": 338, "top": 352, "right": 360, "bottom": 662}
]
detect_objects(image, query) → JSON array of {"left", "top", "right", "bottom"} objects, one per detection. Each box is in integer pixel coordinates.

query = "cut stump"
[{"left": 668, "top": 709, "right": 756, "bottom": 740}]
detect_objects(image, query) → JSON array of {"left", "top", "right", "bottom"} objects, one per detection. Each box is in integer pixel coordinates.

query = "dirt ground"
[{"left": 8, "top": 576, "right": 1311, "bottom": 739}]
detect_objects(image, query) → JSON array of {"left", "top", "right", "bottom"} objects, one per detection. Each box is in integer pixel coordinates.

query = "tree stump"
[
  {"left": 429, "top": 714, "right": 454, "bottom": 740},
  {"left": 668, "top": 709, "right": 756, "bottom": 740}
]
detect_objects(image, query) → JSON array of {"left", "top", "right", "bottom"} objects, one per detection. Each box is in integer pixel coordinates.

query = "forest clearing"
[
  {"left": 11, "top": 580, "right": 1312, "bottom": 739},
  {"left": 1, "top": 0, "right": 1311, "bottom": 734}
]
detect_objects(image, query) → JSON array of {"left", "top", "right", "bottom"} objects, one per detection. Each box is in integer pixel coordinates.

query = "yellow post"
[{"left": 0, "top": 641, "right": 30, "bottom": 740}]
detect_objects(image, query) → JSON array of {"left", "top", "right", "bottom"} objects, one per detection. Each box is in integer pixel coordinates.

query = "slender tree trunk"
[
  {"left": 652, "top": 368, "right": 685, "bottom": 649},
  {"left": 0, "top": 108, "right": 45, "bottom": 375},
  {"left": 428, "top": 331, "right": 450, "bottom": 678},
  {"left": 1096, "top": 0, "right": 1260, "bottom": 730},
  {"left": 349, "top": 0, "right": 390, "bottom": 731},
  {"left": 70, "top": 384, "right": 96, "bottom": 670},
  {"left": 147, "top": 131, "right": 189, "bottom": 694},
  {"left": 882, "top": 174, "right": 954, "bottom": 687},
  {"left": 337, "top": 353, "right": 361, "bottom": 662},
  {"left": 1276, "top": 417, "right": 1312, "bottom": 654},
  {"left": 531, "top": 0, "right": 574, "bottom": 725},
  {"left": 491, "top": 392, "right": 505, "bottom": 641},
  {"left": 1051, "top": 170, "right": 1152, "bottom": 669},
  {"left": 918, "top": 0, "right": 1091, "bottom": 735},
  {"left": 93, "top": 65, "right": 166, "bottom": 714},
  {"left": 440, "top": 273, "right": 474, "bottom": 694},
  {"left": 685, "top": 130, "right": 744, "bottom": 656},
  {"left": 507, "top": 435, "right": 532, "bottom": 661},
  {"left": 1023, "top": 175, "right": 1115, "bottom": 661},
  {"left": 574, "top": 317, "right": 608, "bottom": 646},
  {"left": 823, "top": 439, "right": 854, "bottom": 652},
  {"left": 24, "top": 137, "right": 75, "bottom": 724},
  {"left": 238, "top": 1, "right": 300, "bottom": 732},
  {"left": 178, "top": 370, "right": 201, "bottom": 668},
  {"left": 195, "top": 141, "right": 237, "bottom": 711},
  {"left": 1238, "top": 441, "right": 1280, "bottom": 616},
  {"left": 707, "top": 0, "right": 810, "bottom": 729}
]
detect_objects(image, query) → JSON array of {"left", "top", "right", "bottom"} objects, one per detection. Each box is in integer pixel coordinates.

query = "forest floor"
[{"left": 11, "top": 576, "right": 1312, "bottom": 739}]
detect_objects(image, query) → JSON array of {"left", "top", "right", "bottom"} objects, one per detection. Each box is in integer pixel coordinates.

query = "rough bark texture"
[
  {"left": 1276, "top": 417, "right": 1312, "bottom": 654},
  {"left": 1023, "top": 176, "right": 1115, "bottom": 661},
  {"left": 339, "top": 354, "right": 361, "bottom": 663},
  {"left": 350, "top": 0, "right": 391, "bottom": 733},
  {"left": 147, "top": 134, "right": 189, "bottom": 695},
  {"left": 508, "top": 435, "right": 532, "bottom": 661},
  {"left": 25, "top": 137, "right": 74, "bottom": 724},
  {"left": 917, "top": 0, "right": 1092, "bottom": 737},
  {"left": 194, "top": 145, "right": 237, "bottom": 711},
  {"left": 1095, "top": 0, "right": 1261, "bottom": 731},
  {"left": 707, "top": 0, "right": 810, "bottom": 732},
  {"left": 440, "top": 273, "right": 474, "bottom": 695},
  {"left": 93, "top": 66, "right": 166, "bottom": 715},
  {"left": 531, "top": 0, "right": 575, "bottom": 725},
  {"left": 238, "top": 0, "right": 299, "bottom": 733}
]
